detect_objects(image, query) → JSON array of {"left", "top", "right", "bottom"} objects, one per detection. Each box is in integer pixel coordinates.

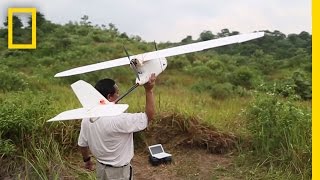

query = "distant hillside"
[{"left": 0, "top": 14, "right": 311, "bottom": 100}]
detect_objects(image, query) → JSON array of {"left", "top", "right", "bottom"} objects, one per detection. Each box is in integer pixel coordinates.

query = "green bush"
[
  {"left": 185, "top": 65, "right": 213, "bottom": 77},
  {"left": 233, "top": 86, "right": 250, "bottom": 97},
  {"left": 191, "top": 82, "right": 237, "bottom": 100},
  {"left": 258, "top": 80, "right": 297, "bottom": 98},
  {"left": 169, "top": 56, "right": 190, "bottom": 69},
  {"left": 292, "top": 71, "right": 311, "bottom": 100},
  {"left": 0, "top": 91, "right": 54, "bottom": 143},
  {"left": 191, "top": 81, "right": 214, "bottom": 93},
  {"left": 229, "top": 67, "right": 254, "bottom": 89},
  {"left": 206, "top": 59, "right": 224, "bottom": 75},
  {"left": 256, "top": 71, "right": 311, "bottom": 100},
  {"left": 210, "top": 82, "right": 234, "bottom": 100},
  {"left": 246, "top": 94, "right": 311, "bottom": 177},
  {"left": 0, "top": 67, "right": 28, "bottom": 92}
]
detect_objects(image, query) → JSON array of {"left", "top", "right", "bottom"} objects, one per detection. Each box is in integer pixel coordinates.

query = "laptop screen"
[{"left": 150, "top": 145, "right": 163, "bottom": 154}]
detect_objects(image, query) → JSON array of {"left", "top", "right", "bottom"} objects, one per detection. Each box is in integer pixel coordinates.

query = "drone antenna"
[
  {"left": 123, "top": 46, "right": 130, "bottom": 59},
  {"left": 154, "top": 40, "right": 158, "bottom": 50},
  {"left": 114, "top": 83, "right": 139, "bottom": 103}
]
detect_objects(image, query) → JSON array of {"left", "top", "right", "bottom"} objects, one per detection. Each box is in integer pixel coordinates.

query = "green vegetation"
[
  {"left": 0, "top": 13, "right": 311, "bottom": 179},
  {"left": 247, "top": 95, "right": 311, "bottom": 177}
]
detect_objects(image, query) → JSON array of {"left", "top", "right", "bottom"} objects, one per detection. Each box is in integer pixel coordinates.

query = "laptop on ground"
[{"left": 148, "top": 144, "right": 172, "bottom": 159}]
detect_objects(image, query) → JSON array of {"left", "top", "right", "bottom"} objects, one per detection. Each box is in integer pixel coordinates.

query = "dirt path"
[{"left": 131, "top": 148, "right": 235, "bottom": 180}]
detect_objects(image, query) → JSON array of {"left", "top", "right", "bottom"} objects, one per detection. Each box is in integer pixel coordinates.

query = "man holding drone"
[
  {"left": 49, "top": 32, "right": 264, "bottom": 180},
  {"left": 78, "top": 73, "right": 156, "bottom": 180}
]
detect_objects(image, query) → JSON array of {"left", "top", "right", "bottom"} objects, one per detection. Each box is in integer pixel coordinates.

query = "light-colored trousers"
[{"left": 96, "top": 162, "right": 132, "bottom": 180}]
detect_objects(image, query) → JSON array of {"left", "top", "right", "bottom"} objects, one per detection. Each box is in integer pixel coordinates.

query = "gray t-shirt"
[{"left": 78, "top": 113, "right": 148, "bottom": 166}]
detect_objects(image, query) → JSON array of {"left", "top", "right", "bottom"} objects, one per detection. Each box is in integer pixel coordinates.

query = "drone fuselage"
[{"left": 132, "top": 57, "right": 167, "bottom": 85}]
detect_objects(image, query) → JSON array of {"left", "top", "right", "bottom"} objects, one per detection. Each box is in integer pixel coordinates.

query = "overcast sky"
[{"left": 0, "top": 0, "right": 312, "bottom": 42}]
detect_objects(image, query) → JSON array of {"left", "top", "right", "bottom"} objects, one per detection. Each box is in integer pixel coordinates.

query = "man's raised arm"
[{"left": 144, "top": 73, "right": 156, "bottom": 122}]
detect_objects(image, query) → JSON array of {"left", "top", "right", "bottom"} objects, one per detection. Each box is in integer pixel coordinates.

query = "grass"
[
  {"left": 0, "top": 71, "right": 311, "bottom": 179},
  {"left": 121, "top": 80, "right": 252, "bottom": 135}
]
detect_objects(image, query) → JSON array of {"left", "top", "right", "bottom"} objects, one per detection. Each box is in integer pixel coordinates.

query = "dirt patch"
[
  {"left": 131, "top": 113, "right": 239, "bottom": 179},
  {"left": 144, "top": 113, "right": 238, "bottom": 154},
  {"left": 132, "top": 148, "right": 235, "bottom": 180}
]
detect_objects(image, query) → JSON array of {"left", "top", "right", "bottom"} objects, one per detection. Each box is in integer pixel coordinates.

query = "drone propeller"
[{"left": 123, "top": 46, "right": 140, "bottom": 81}]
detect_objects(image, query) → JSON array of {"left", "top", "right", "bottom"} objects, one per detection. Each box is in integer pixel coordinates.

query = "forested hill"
[{"left": 0, "top": 12, "right": 312, "bottom": 100}]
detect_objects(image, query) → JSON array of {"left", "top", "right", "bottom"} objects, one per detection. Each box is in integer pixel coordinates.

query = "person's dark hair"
[{"left": 94, "top": 78, "right": 116, "bottom": 99}]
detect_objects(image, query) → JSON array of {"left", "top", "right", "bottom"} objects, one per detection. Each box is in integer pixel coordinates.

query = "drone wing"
[
  {"left": 133, "top": 31, "right": 264, "bottom": 61},
  {"left": 55, "top": 32, "right": 264, "bottom": 77},
  {"left": 55, "top": 57, "right": 130, "bottom": 77}
]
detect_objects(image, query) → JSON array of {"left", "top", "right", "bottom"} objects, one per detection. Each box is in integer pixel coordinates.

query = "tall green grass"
[
  {"left": 122, "top": 84, "right": 251, "bottom": 135},
  {"left": 0, "top": 90, "right": 94, "bottom": 179},
  {"left": 0, "top": 72, "right": 311, "bottom": 179},
  {"left": 246, "top": 94, "right": 311, "bottom": 178}
]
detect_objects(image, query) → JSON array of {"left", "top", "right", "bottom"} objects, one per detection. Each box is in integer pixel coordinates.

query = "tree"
[
  {"left": 131, "top": 35, "right": 141, "bottom": 42},
  {"left": 181, "top": 35, "right": 193, "bottom": 44},
  {"left": 3, "top": 15, "right": 23, "bottom": 29},
  {"left": 230, "top": 31, "right": 240, "bottom": 35},
  {"left": 27, "top": 12, "right": 46, "bottom": 28},
  {"left": 26, "top": 11, "right": 57, "bottom": 35},
  {"left": 108, "top": 23, "right": 118, "bottom": 32},
  {"left": 120, "top": 32, "right": 129, "bottom": 39},
  {"left": 3, "top": 15, "right": 24, "bottom": 43},
  {"left": 271, "top": 30, "right": 286, "bottom": 39},
  {"left": 217, "top": 28, "right": 230, "bottom": 37},
  {"left": 298, "top": 31, "right": 311, "bottom": 41},
  {"left": 80, "top": 15, "right": 92, "bottom": 26},
  {"left": 199, "top": 30, "right": 215, "bottom": 41}
]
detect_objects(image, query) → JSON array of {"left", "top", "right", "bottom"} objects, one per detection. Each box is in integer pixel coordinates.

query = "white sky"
[{"left": 0, "top": 0, "right": 312, "bottom": 42}]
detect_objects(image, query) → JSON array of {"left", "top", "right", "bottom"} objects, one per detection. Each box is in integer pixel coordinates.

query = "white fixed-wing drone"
[{"left": 49, "top": 32, "right": 264, "bottom": 122}]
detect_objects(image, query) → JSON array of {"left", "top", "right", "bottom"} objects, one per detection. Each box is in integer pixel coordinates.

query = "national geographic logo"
[{"left": 7, "top": 8, "right": 36, "bottom": 49}]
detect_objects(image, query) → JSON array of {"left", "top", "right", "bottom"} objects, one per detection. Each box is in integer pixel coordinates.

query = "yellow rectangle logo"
[{"left": 8, "top": 8, "right": 37, "bottom": 49}]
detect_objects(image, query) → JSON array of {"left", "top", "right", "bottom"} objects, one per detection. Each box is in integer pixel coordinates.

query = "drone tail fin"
[{"left": 71, "top": 80, "right": 109, "bottom": 108}]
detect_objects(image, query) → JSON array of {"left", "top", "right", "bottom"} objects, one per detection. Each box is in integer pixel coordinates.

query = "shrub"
[
  {"left": 268, "top": 79, "right": 297, "bottom": 98},
  {"left": 256, "top": 71, "right": 311, "bottom": 100},
  {"left": 233, "top": 86, "right": 250, "bottom": 97},
  {"left": 0, "top": 67, "right": 28, "bottom": 92},
  {"left": 90, "top": 32, "right": 110, "bottom": 43},
  {"left": 246, "top": 94, "right": 311, "bottom": 177},
  {"left": 210, "top": 82, "right": 234, "bottom": 100},
  {"left": 229, "top": 67, "right": 254, "bottom": 89},
  {"left": 292, "top": 71, "right": 311, "bottom": 100},
  {"left": 185, "top": 65, "right": 213, "bottom": 77},
  {"left": 191, "top": 81, "right": 214, "bottom": 93},
  {"left": 0, "top": 91, "right": 54, "bottom": 143},
  {"left": 206, "top": 59, "right": 224, "bottom": 74},
  {"left": 169, "top": 56, "right": 190, "bottom": 69}
]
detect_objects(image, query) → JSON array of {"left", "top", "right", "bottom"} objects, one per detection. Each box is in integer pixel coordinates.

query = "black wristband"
[{"left": 83, "top": 156, "right": 91, "bottom": 162}]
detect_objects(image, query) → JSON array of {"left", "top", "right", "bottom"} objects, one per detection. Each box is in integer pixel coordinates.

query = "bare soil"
[
  {"left": 130, "top": 113, "right": 240, "bottom": 179},
  {"left": 132, "top": 148, "right": 236, "bottom": 180}
]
